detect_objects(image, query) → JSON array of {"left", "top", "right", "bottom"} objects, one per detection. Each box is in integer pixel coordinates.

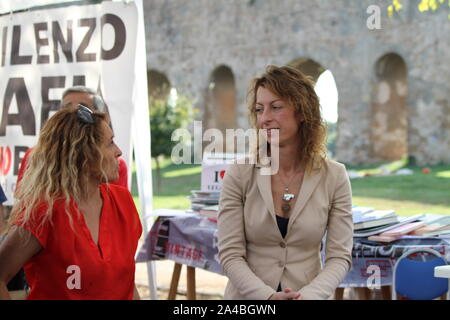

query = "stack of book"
[
  {"left": 408, "top": 215, "right": 450, "bottom": 237},
  {"left": 198, "top": 204, "right": 219, "bottom": 218},
  {"left": 353, "top": 206, "right": 450, "bottom": 243},
  {"left": 188, "top": 190, "right": 220, "bottom": 217},
  {"left": 368, "top": 221, "right": 425, "bottom": 242},
  {"left": 353, "top": 208, "right": 398, "bottom": 231},
  {"left": 352, "top": 206, "right": 426, "bottom": 241}
]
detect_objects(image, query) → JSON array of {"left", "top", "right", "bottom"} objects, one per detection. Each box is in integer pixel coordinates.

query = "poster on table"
[
  {"left": 0, "top": 1, "right": 139, "bottom": 205},
  {"left": 138, "top": 216, "right": 450, "bottom": 287},
  {"left": 137, "top": 213, "right": 223, "bottom": 275}
]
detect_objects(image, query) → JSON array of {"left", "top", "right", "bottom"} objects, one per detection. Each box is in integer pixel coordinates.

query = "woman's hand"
[
  {"left": 294, "top": 292, "right": 305, "bottom": 300},
  {"left": 269, "top": 288, "right": 301, "bottom": 300}
]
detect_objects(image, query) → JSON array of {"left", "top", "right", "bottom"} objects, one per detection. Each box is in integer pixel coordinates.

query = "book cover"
[
  {"left": 418, "top": 214, "right": 450, "bottom": 225},
  {"left": 353, "top": 214, "right": 425, "bottom": 237},
  {"left": 190, "top": 190, "right": 221, "bottom": 200},
  {"left": 354, "top": 216, "right": 400, "bottom": 230},
  {"left": 380, "top": 221, "right": 425, "bottom": 236},
  {"left": 353, "top": 209, "right": 395, "bottom": 224},
  {"left": 352, "top": 206, "right": 374, "bottom": 215},
  {"left": 352, "top": 207, "right": 375, "bottom": 223},
  {"left": 411, "top": 216, "right": 450, "bottom": 235},
  {"left": 199, "top": 205, "right": 219, "bottom": 218},
  {"left": 187, "top": 196, "right": 219, "bottom": 205},
  {"left": 200, "top": 204, "right": 219, "bottom": 212},
  {"left": 368, "top": 234, "right": 400, "bottom": 243},
  {"left": 410, "top": 225, "right": 449, "bottom": 236},
  {"left": 420, "top": 228, "right": 450, "bottom": 237}
]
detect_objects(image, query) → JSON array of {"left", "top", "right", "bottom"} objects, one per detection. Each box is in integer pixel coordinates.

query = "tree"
[
  {"left": 326, "top": 121, "right": 337, "bottom": 158},
  {"left": 388, "top": 0, "right": 450, "bottom": 19},
  {"left": 150, "top": 94, "right": 197, "bottom": 192}
]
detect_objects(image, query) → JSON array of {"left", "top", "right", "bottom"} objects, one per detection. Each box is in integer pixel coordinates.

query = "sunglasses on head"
[{"left": 77, "top": 104, "right": 95, "bottom": 124}]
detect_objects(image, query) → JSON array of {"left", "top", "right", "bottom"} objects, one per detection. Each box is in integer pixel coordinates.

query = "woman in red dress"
[{"left": 0, "top": 106, "right": 142, "bottom": 300}]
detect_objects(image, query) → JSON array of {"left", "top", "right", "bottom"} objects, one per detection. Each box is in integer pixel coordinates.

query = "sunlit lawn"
[
  {"left": 131, "top": 158, "right": 201, "bottom": 214},
  {"left": 131, "top": 157, "right": 450, "bottom": 217},
  {"left": 348, "top": 161, "right": 450, "bottom": 215}
]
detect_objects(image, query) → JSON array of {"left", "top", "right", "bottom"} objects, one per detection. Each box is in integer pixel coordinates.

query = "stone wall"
[{"left": 143, "top": 0, "right": 450, "bottom": 165}]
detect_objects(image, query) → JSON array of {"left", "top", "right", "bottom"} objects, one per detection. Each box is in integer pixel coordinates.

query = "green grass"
[
  {"left": 346, "top": 158, "right": 409, "bottom": 175},
  {"left": 349, "top": 163, "right": 450, "bottom": 215},
  {"left": 131, "top": 157, "right": 450, "bottom": 217},
  {"left": 163, "top": 166, "right": 202, "bottom": 178},
  {"left": 131, "top": 157, "right": 200, "bottom": 213},
  {"left": 437, "top": 171, "right": 450, "bottom": 178}
]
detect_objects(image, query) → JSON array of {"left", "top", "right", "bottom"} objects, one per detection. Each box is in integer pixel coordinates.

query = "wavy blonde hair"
[
  {"left": 247, "top": 65, "right": 327, "bottom": 173},
  {"left": 9, "top": 108, "right": 109, "bottom": 236}
]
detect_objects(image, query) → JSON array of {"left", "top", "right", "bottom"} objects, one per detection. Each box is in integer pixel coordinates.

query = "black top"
[
  {"left": 276, "top": 215, "right": 289, "bottom": 292},
  {"left": 276, "top": 215, "right": 289, "bottom": 239}
]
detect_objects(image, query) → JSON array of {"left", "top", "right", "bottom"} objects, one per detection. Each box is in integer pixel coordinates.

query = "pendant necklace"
[{"left": 278, "top": 170, "right": 302, "bottom": 215}]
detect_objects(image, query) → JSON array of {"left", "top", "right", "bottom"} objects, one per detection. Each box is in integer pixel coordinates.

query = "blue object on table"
[{"left": 393, "top": 248, "right": 449, "bottom": 300}]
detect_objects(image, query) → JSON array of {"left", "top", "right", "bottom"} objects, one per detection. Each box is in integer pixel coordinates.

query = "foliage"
[
  {"left": 149, "top": 95, "right": 197, "bottom": 159},
  {"left": 326, "top": 121, "right": 337, "bottom": 158},
  {"left": 149, "top": 94, "right": 198, "bottom": 192},
  {"left": 388, "top": 0, "right": 450, "bottom": 19}
]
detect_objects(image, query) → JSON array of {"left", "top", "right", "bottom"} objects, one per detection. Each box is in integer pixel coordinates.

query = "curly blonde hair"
[
  {"left": 247, "top": 65, "right": 327, "bottom": 172},
  {"left": 9, "top": 108, "right": 109, "bottom": 235}
]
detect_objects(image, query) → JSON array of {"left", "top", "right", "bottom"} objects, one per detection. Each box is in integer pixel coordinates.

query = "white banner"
[{"left": 0, "top": 1, "right": 139, "bottom": 205}]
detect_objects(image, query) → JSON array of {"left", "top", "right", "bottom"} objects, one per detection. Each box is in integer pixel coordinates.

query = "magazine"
[{"left": 353, "top": 214, "right": 425, "bottom": 237}]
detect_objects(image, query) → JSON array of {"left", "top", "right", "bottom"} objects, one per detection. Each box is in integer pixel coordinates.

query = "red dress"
[
  {"left": 17, "top": 148, "right": 128, "bottom": 189},
  {"left": 14, "top": 184, "right": 142, "bottom": 300}
]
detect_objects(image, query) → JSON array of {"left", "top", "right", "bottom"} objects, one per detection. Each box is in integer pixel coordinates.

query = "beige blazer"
[{"left": 217, "top": 158, "right": 353, "bottom": 300}]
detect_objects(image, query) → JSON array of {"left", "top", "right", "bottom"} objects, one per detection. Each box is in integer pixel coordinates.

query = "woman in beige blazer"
[{"left": 217, "top": 65, "right": 353, "bottom": 300}]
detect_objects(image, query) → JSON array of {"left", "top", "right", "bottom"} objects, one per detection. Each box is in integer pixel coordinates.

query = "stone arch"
[
  {"left": 370, "top": 53, "right": 408, "bottom": 161},
  {"left": 288, "top": 58, "right": 339, "bottom": 157},
  {"left": 147, "top": 69, "right": 171, "bottom": 102},
  {"left": 205, "top": 65, "right": 237, "bottom": 132},
  {"left": 289, "top": 57, "right": 326, "bottom": 83}
]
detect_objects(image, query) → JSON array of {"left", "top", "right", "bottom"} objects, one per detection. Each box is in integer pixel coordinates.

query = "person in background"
[
  {"left": 13, "top": 86, "right": 129, "bottom": 299},
  {"left": 0, "top": 107, "right": 142, "bottom": 300},
  {"left": 17, "top": 86, "right": 128, "bottom": 189},
  {"left": 217, "top": 65, "right": 353, "bottom": 300}
]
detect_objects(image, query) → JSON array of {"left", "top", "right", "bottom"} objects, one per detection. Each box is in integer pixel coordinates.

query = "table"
[
  {"left": 136, "top": 211, "right": 450, "bottom": 299},
  {"left": 434, "top": 265, "right": 450, "bottom": 299},
  {"left": 435, "top": 265, "right": 450, "bottom": 279}
]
